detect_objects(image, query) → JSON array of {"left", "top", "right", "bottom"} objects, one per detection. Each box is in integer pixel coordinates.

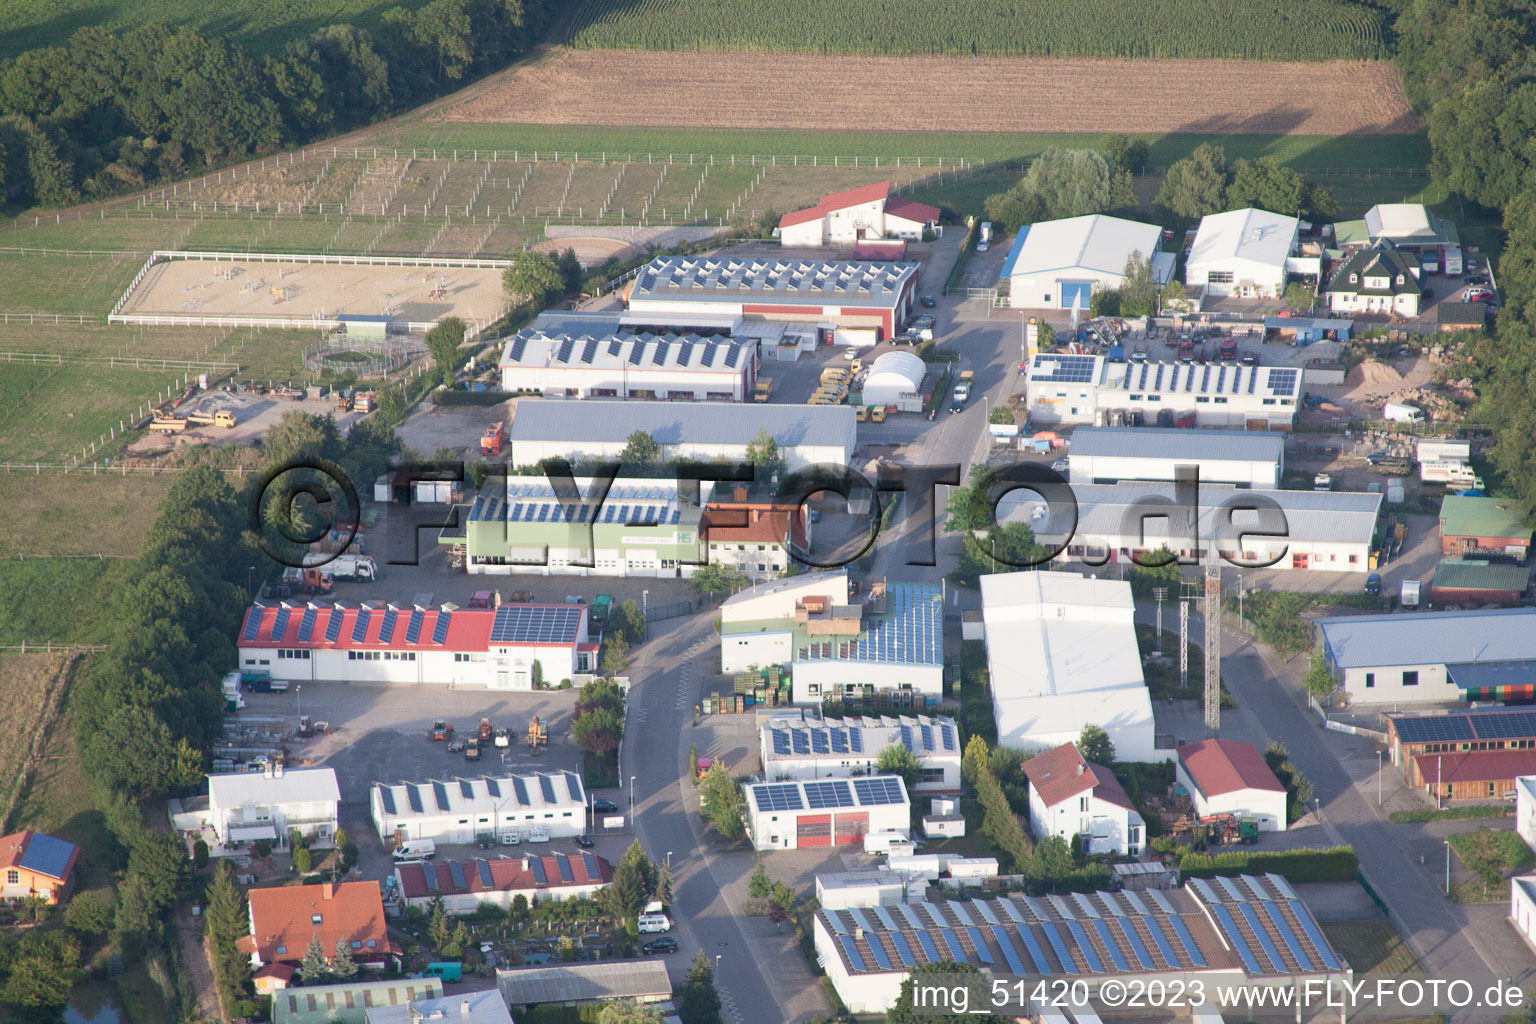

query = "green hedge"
[
  {"left": 432, "top": 389, "right": 516, "bottom": 406},
  {"left": 1389, "top": 805, "right": 1512, "bottom": 824},
  {"left": 1179, "top": 845, "right": 1358, "bottom": 883}
]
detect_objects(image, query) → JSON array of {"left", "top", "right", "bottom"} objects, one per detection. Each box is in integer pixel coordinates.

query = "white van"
[
  {"left": 393, "top": 839, "right": 436, "bottom": 862},
  {"left": 638, "top": 913, "right": 672, "bottom": 934},
  {"left": 526, "top": 826, "right": 550, "bottom": 843},
  {"left": 863, "top": 831, "right": 911, "bottom": 855}
]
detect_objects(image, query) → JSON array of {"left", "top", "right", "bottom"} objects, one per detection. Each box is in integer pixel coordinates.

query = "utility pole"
[
  {"left": 1152, "top": 588, "right": 1168, "bottom": 656},
  {"left": 1203, "top": 546, "right": 1221, "bottom": 736},
  {"left": 1179, "top": 599, "right": 1190, "bottom": 690}
]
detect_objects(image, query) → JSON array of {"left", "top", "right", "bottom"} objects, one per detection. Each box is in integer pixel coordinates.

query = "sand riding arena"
[{"left": 109, "top": 251, "right": 511, "bottom": 336}]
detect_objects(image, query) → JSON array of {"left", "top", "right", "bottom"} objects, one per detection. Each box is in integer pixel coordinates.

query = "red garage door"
[
  {"left": 834, "top": 812, "right": 869, "bottom": 846},
  {"left": 796, "top": 814, "right": 831, "bottom": 848}
]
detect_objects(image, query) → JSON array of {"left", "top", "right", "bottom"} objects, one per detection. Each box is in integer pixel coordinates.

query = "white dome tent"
[{"left": 861, "top": 351, "right": 927, "bottom": 411}]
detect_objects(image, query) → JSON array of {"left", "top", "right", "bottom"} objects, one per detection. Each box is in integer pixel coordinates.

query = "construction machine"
[
  {"left": 478, "top": 718, "right": 494, "bottom": 744},
  {"left": 481, "top": 422, "right": 506, "bottom": 456},
  {"left": 430, "top": 719, "right": 454, "bottom": 741},
  {"left": 186, "top": 410, "right": 237, "bottom": 428},
  {"left": 528, "top": 716, "right": 548, "bottom": 753},
  {"left": 281, "top": 567, "right": 333, "bottom": 595}
]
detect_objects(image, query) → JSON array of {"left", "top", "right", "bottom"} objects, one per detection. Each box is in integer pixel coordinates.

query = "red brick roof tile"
[{"left": 1177, "top": 739, "right": 1285, "bottom": 796}]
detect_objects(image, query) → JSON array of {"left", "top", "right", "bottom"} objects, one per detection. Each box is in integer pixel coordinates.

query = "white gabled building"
[
  {"left": 1185, "top": 208, "right": 1301, "bottom": 299},
  {"left": 743, "top": 776, "right": 910, "bottom": 851},
  {"left": 1176, "top": 739, "right": 1288, "bottom": 832},
  {"left": 998, "top": 214, "right": 1173, "bottom": 310},
  {"left": 1066, "top": 426, "right": 1284, "bottom": 489},
  {"left": 1024, "top": 354, "right": 1303, "bottom": 430},
  {"left": 778, "top": 182, "right": 940, "bottom": 247},
  {"left": 1318, "top": 608, "right": 1536, "bottom": 705},
  {"left": 981, "top": 572, "right": 1156, "bottom": 763},
  {"left": 760, "top": 714, "right": 962, "bottom": 792},
  {"left": 1023, "top": 742, "right": 1144, "bottom": 856},
  {"left": 208, "top": 766, "right": 341, "bottom": 849},
  {"left": 499, "top": 327, "right": 756, "bottom": 402},
  {"left": 370, "top": 772, "right": 588, "bottom": 845}
]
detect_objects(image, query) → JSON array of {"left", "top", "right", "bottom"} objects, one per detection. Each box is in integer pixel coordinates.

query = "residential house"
[
  {"left": 1022, "top": 743, "right": 1144, "bottom": 856},
  {"left": 0, "top": 831, "right": 78, "bottom": 905}
]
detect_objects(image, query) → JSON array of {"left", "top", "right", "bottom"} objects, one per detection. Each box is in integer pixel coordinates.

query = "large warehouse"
[
  {"left": 508, "top": 400, "right": 855, "bottom": 473},
  {"left": 498, "top": 326, "right": 756, "bottom": 401},
  {"left": 1066, "top": 426, "right": 1284, "bottom": 488},
  {"left": 980, "top": 572, "right": 1156, "bottom": 762},
  {"left": 778, "top": 182, "right": 939, "bottom": 247},
  {"left": 1185, "top": 208, "right": 1302, "bottom": 299},
  {"left": 625, "top": 257, "right": 920, "bottom": 345},
  {"left": 720, "top": 572, "right": 944, "bottom": 705},
  {"left": 237, "top": 601, "right": 595, "bottom": 688},
  {"left": 743, "top": 776, "right": 910, "bottom": 851},
  {"left": 859, "top": 351, "right": 928, "bottom": 410},
  {"left": 371, "top": 772, "right": 588, "bottom": 845},
  {"left": 815, "top": 875, "right": 1345, "bottom": 1013},
  {"left": 1319, "top": 607, "right": 1536, "bottom": 705},
  {"left": 998, "top": 214, "right": 1173, "bottom": 310},
  {"left": 999, "top": 482, "right": 1382, "bottom": 573},
  {"left": 1024, "top": 354, "right": 1303, "bottom": 430},
  {"left": 760, "top": 714, "right": 962, "bottom": 793}
]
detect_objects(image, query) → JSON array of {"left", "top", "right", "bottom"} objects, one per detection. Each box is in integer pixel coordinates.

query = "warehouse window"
[
  {"left": 1208, "top": 271, "right": 1234, "bottom": 284},
  {"left": 1365, "top": 673, "right": 1375, "bottom": 688},
  {"left": 1403, "top": 671, "right": 1419, "bottom": 686}
]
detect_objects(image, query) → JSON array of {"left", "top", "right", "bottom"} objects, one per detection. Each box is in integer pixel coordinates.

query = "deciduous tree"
[{"left": 1078, "top": 724, "right": 1115, "bottom": 766}]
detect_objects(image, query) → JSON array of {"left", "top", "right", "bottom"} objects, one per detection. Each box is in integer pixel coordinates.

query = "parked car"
[
  {"left": 464, "top": 739, "right": 481, "bottom": 761},
  {"left": 575, "top": 834, "right": 594, "bottom": 848},
  {"left": 1463, "top": 287, "right": 1495, "bottom": 303},
  {"left": 842, "top": 347, "right": 859, "bottom": 360},
  {"left": 1239, "top": 353, "right": 1258, "bottom": 366},
  {"left": 1365, "top": 573, "right": 1382, "bottom": 596},
  {"left": 643, "top": 938, "right": 678, "bottom": 955},
  {"left": 591, "top": 799, "right": 618, "bottom": 813},
  {"left": 1051, "top": 458, "right": 1069, "bottom": 473},
  {"left": 920, "top": 295, "right": 937, "bottom": 308}
]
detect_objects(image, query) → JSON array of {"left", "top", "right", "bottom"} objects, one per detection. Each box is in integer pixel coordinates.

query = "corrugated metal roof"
[
  {"left": 1431, "top": 559, "right": 1531, "bottom": 592},
  {"left": 1440, "top": 495, "right": 1530, "bottom": 540},
  {"left": 499, "top": 328, "right": 750, "bottom": 374},
  {"left": 373, "top": 773, "right": 585, "bottom": 820},
  {"left": 1319, "top": 608, "right": 1536, "bottom": 669},
  {"left": 497, "top": 960, "right": 672, "bottom": 1004},
  {"left": 629, "top": 256, "right": 917, "bottom": 309},
  {"left": 998, "top": 214, "right": 1164, "bottom": 280},
  {"left": 509, "top": 399, "right": 855, "bottom": 450},
  {"left": 1190, "top": 208, "right": 1298, "bottom": 270},
  {"left": 1070, "top": 426, "right": 1283, "bottom": 464}
]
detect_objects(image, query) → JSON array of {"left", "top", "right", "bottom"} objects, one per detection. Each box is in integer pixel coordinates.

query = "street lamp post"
[
  {"left": 629, "top": 775, "right": 636, "bottom": 824},
  {"left": 1236, "top": 573, "right": 1243, "bottom": 626},
  {"left": 1445, "top": 839, "right": 1451, "bottom": 897},
  {"left": 1377, "top": 750, "right": 1383, "bottom": 807},
  {"left": 296, "top": 683, "right": 302, "bottom": 724},
  {"left": 642, "top": 590, "right": 649, "bottom": 641},
  {"left": 666, "top": 851, "right": 673, "bottom": 871}
]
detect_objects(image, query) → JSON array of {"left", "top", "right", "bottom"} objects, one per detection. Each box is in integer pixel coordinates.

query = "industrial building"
[
  {"left": 370, "top": 772, "right": 588, "bottom": 845},
  {"left": 814, "top": 875, "right": 1345, "bottom": 1013},
  {"left": 1262, "top": 316, "right": 1354, "bottom": 345},
  {"left": 1326, "top": 245, "right": 1422, "bottom": 317},
  {"left": 237, "top": 600, "right": 595, "bottom": 689},
  {"left": 1335, "top": 203, "right": 1458, "bottom": 260},
  {"left": 270, "top": 979, "right": 443, "bottom": 1024},
  {"left": 626, "top": 257, "right": 920, "bottom": 344},
  {"left": 394, "top": 852, "right": 612, "bottom": 913},
  {"left": 498, "top": 326, "right": 756, "bottom": 401},
  {"left": 498, "top": 961, "right": 673, "bottom": 1010},
  {"left": 1065, "top": 427, "right": 1284, "bottom": 488},
  {"left": 507, "top": 399, "right": 856, "bottom": 473},
  {"left": 719, "top": 572, "right": 944, "bottom": 705},
  {"left": 1023, "top": 743, "right": 1144, "bottom": 856},
  {"left": 998, "top": 214, "right": 1173, "bottom": 310},
  {"left": 999, "top": 482, "right": 1382, "bottom": 574},
  {"left": 743, "top": 776, "right": 911, "bottom": 850},
  {"left": 207, "top": 767, "right": 340, "bottom": 849},
  {"left": 1429, "top": 559, "right": 1530, "bottom": 605},
  {"left": 980, "top": 572, "right": 1156, "bottom": 763},
  {"left": 1440, "top": 495, "right": 1531, "bottom": 562},
  {"left": 1320, "top": 608, "right": 1536, "bottom": 705},
  {"left": 1387, "top": 709, "right": 1536, "bottom": 800},
  {"left": 1512, "top": 875, "right": 1536, "bottom": 956},
  {"left": 1185, "top": 208, "right": 1302, "bottom": 299},
  {"left": 778, "top": 181, "right": 939, "bottom": 247},
  {"left": 367, "top": 991, "right": 513, "bottom": 1024},
  {"left": 1024, "top": 354, "right": 1303, "bottom": 430},
  {"left": 760, "top": 714, "right": 962, "bottom": 792},
  {"left": 859, "top": 350, "right": 928, "bottom": 411},
  {"left": 1175, "top": 740, "right": 1287, "bottom": 832}
]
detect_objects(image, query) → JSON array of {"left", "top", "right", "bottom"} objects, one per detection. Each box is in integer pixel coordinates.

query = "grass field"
[
  {"left": 1319, "top": 920, "right": 1423, "bottom": 975},
  {"left": 1448, "top": 827, "right": 1536, "bottom": 902},
  {"left": 0, "top": 0, "right": 434, "bottom": 60},
  {"left": 0, "top": 560, "right": 129, "bottom": 644},
  {"left": 0, "top": 473, "right": 177, "bottom": 557},
  {"left": 564, "top": 0, "right": 1387, "bottom": 61},
  {"left": 0, "top": 251, "right": 146, "bottom": 315},
  {"left": 0, "top": 653, "right": 74, "bottom": 825},
  {"left": 10, "top": 710, "right": 119, "bottom": 890},
  {"left": 0, "top": 364, "right": 181, "bottom": 462}
]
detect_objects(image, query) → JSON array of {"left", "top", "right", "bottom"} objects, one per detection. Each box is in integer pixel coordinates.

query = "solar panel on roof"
[
  {"left": 1261, "top": 901, "right": 1314, "bottom": 972},
  {"left": 564, "top": 771, "right": 584, "bottom": 804},
  {"left": 972, "top": 899, "right": 1000, "bottom": 926},
  {"left": 1287, "top": 901, "right": 1341, "bottom": 970},
  {"left": 352, "top": 608, "right": 371, "bottom": 644},
  {"left": 849, "top": 729, "right": 863, "bottom": 753},
  {"left": 1266, "top": 873, "right": 1298, "bottom": 901},
  {"left": 1072, "top": 893, "right": 1100, "bottom": 918},
  {"left": 990, "top": 926, "right": 1026, "bottom": 973},
  {"left": 324, "top": 609, "right": 344, "bottom": 643},
  {"left": 1216, "top": 876, "right": 1247, "bottom": 902},
  {"left": 1188, "top": 877, "right": 1221, "bottom": 904},
  {"left": 790, "top": 730, "right": 810, "bottom": 755},
  {"left": 378, "top": 608, "right": 398, "bottom": 644},
  {"left": 1243, "top": 876, "right": 1271, "bottom": 902},
  {"left": 1239, "top": 901, "right": 1286, "bottom": 971},
  {"left": 406, "top": 786, "right": 424, "bottom": 814},
  {"left": 1146, "top": 889, "right": 1176, "bottom": 914},
  {"left": 866, "top": 937, "right": 893, "bottom": 971},
  {"left": 848, "top": 908, "right": 874, "bottom": 933},
  {"left": 838, "top": 934, "right": 868, "bottom": 973},
  {"left": 1209, "top": 905, "right": 1262, "bottom": 973},
  {"left": 852, "top": 777, "right": 904, "bottom": 805},
  {"left": 1000, "top": 899, "right": 1026, "bottom": 924},
  {"left": 378, "top": 787, "right": 397, "bottom": 815},
  {"left": 913, "top": 929, "right": 941, "bottom": 963},
  {"left": 1122, "top": 892, "right": 1149, "bottom": 915},
  {"left": 512, "top": 777, "right": 530, "bottom": 805},
  {"left": 896, "top": 903, "right": 922, "bottom": 929},
  {"left": 431, "top": 782, "right": 451, "bottom": 811},
  {"left": 484, "top": 778, "right": 500, "bottom": 798},
  {"left": 753, "top": 784, "right": 803, "bottom": 812},
  {"left": 404, "top": 611, "right": 424, "bottom": 644},
  {"left": 890, "top": 932, "right": 918, "bottom": 968},
  {"left": 1016, "top": 924, "right": 1052, "bottom": 973},
  {"left": 810, "top": 730, "right": 829, "bottom": 754},
  {"left": 241, "top": 611, "right": 262, "bottom": 641},
  {"left": 448, "top": 861, "right": 468, "bottom": 890},
  {"left": 965, "top": 926, "right": 994, "bottom": 965},
  {"left": 1164, "top": 914, "right": 1207, "bottom": 967},
  {"left": 872, "top": 906, "right": 898, "bottom": 931},
  {"left": 1041, "top": 922, "right": 1078, "bottom": 974},
  {"left": 555, "top": 854, "right": 575, "bottom": 884},
  {"left": 582, "top": 851, "right": 600, "bottom": 878},
  {"left": 804, "top": 781, "right": 852, "bottom": 809},
  {"left": 1099, "top": 892, "right": 1124, "bottom": 917},
  {"left": 424, "top": 864, "right": 438, "bottom": 891},
  {"left": 296, "top": 608, "right": 317, "bottom": 642},
  {"left": 272, "top": 606, "right": 291, "bottom": 640},
  {"left": 829, "top": 728, "right": 847, "bottom": 754},
  {"left": 1023, "top": 895, "right": 1050, "bottom": 921},
  {"left": 1090, "top": 919, "right": 1128, "bottom": 971},
  {"left": 826, "top": 910, "right": 848, "bottom": 935},
  {"left": 939, "top": 724, "right": 955, "bottom": 751},
  {"left": 477, "top": 860, "right": 494, "bottom": 887},
  {"left": 1048, "top": 895, "right": 1075, "bottom": 920},
  {"left": 1065, "top": 921, "right": 1103, "bottom": 972},
  {"left": 938, "top": 928, "right": 967, "bottom": 964},
  {"left": 539, "top": 775, "right": 557, "bottom": 804},
  {"left": 922, "top": 902, "right": 947, "bottom": 929},
  {"left": 949, "top": 902, "right": 974, "bottom": 927},
  {"left": 459, "top": 780, "right": 475, "bottom": 799},
  {"left": 528, "top": 857, "right": 547, "bottom": 885},
  {"left": 15, "top": 834, "right": 75, "bottom": 881},
  {"left": 1111, "top": 917, "right": 1154, "bottom": 970},
  {"left": 770, "top": 729, "right": 790, "bottom": 755},
  {"left": 1144, "top": 917, "right": 1182, "bottom": 968}
]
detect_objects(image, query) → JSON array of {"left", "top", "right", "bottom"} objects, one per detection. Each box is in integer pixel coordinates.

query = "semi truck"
[{"left": 324, "top": 554, "right": 378, "bottom": 582}]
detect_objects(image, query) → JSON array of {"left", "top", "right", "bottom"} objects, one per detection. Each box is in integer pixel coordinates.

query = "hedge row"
[
  {"left": 432, "top": 390, "right": 517, "bottom": 407},
  {"left": 1388, "top": 805, "right": 1512, "bottom": 824},
  {"left": 1178, "top": 845, "right": 1358, "bottom": 883}
]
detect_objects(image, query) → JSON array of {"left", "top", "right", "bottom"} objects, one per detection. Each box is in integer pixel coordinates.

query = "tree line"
[{"left": 0, "top": 0, "right": 552, "bottom": 207}]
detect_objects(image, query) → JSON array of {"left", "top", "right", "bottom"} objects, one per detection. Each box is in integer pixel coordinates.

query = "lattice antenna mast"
[{"left": 1204, "top": 545, "right": 1222, "bottom": 735}]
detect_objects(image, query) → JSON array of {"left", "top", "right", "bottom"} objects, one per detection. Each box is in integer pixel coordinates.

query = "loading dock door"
[
  {"left": 1060, "top": 281, "right": 1093, "bottom": 309},
  {"left": 796, "top": 814, "right": 831, "bottom": 848},
  {"left": 834, "top": 812, "right": 869, "bottom": 845}
]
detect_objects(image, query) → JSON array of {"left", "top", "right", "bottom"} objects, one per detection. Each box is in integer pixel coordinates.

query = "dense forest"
[{"left": 0, "top": 0, "right": 552, "bottom": 206}]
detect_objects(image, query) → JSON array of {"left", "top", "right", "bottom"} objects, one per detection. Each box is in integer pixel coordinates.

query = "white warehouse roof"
[
  {"left": 1190, "top": 208, "right": 1299, "bottom": 270},
  {"left": 1364, "top": 203, "right": 1436, "bottom": 241},
  {"left": 510, "top": 400, "right": 855, "bottom": 450},
  {"left": 980, "top": 572, "right": 1143, "bottom": 701},
  {"left": 499, "top": 328, "right": 752, "bottom": 373},
  {"left": 630, "top": 257, "right": 917, "bottom": 308},
  {"left": 374, "top": 772, "right": 585, "bottom": 820},
  {"left": 999, "top": 214, "right": 1165, "bottom": 278},
  {"left": 865, "top": 350, "right": 925, "bottom": 389},
  {"left": 209, "top": 768, "right": 340, "bottom": 808},
  {"left": 1070, "top": 427, "right": 1285, "bottom": 464},
  {"left": 1319, "top": 608, "right": 1536, "bottom": 670}
]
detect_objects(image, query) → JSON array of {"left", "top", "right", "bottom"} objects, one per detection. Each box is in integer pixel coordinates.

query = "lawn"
[
  {"left": 0, "top": 471, "right": 177, "bottom": 557},
  {"left": 1448, "top": 827, "right": 1536, "bottom": 903},
  {"left": 0, "top": 559, "right": 129, "bottom": 644},
  {"left": 0, "top": 364, "right": 182, "bottom": 462},
  {"left": 0, "top": 251, "right": 146, "bottom": 315},
  {"left": 1319, "top": 920, "right": 1423, "bottom": 975},
  {"left": 372, "top": 124, "right": 1433, "bottom": 174}
]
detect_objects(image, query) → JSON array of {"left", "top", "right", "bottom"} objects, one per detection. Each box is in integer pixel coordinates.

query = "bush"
[
  {"left": 253, "top": 841, "right": 272, "bottom": 858},
  {"left": 193, "top": 839, "right": 209, "bottom": 870},
  {"left": 1389, "top": 806, "right": 1512, "bottom": 824},
  {"left": 1179, "top": 845, "right": 1358, "bottom": 883}
]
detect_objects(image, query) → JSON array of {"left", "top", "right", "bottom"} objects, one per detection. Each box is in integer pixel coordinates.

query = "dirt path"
[{"left": 444, "top": 48, "right": 1418, "bottom": 136}]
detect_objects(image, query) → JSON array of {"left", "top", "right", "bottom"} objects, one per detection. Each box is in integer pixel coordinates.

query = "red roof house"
[
  {"left": 1022, "top": 743, "right": 1144, "bottom": 855},
  {"left": 779, "top": 181, "right": 940, "bottom": 247},
  {"left": 239, "top": 881, "right": 394, "bottom": 973},
  {"left": 1176, "top": 739, "right": 1288, "bottom": 831},
  {"left": 0, "top": 830, "right": 78, "bottom": 905},
  {"left": 395, "top": 853, "right": 613, "bottom": 912}
]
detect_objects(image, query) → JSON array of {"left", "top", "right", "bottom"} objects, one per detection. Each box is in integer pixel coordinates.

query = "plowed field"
[{"left": 445, "top": 49, "right": 1417, "bottom": 136}]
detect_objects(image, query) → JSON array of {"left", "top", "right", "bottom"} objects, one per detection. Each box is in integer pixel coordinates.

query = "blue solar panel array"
[
  {"left": 406, "top": 786, "right": 424, "bottom": 813},
  {"left": 1031, "top": 354, "right": 1100, "bottom": 384},
  {"left": 1017, "top": 924, "right": 1052, "bottom": 973},
  {"left": 490, "top": 606, "right": 583, "bottom": 645},
  {"left": 852, "top": 777, "right": 905, "bottom": 805},
  {"left": 1164, "top": 914, "right": 1207, "bottom": 968},
  {"left": 555, "top": 854, "right": 575, "bottom": 884},
  {"left": 838, "top": 935, "right": 866, "bottom": 972},
  {"left": 890, "top": 932, "right": 919, "bottom": 968},
  {"left": 939, "top": 928, "right": 967, "bottom": 964},
  {"left": 1287, "top": 901, "right": 1341, "bottom": 970},
  {"left": 432, "top": 782, "right": 451, "bottom": 811},
  {"left": 17, "top": 834, "right": 75, "bottom": 880},
  {"left": 1261, "top": 901, "right": 1314, "bottom": 972},
  {"left": 432, "top": 611, "right": 452, "bottom": 645},
  {"left": 771, "top": 730, "right": 790, "bottom": 755},
  {"left": 529, "top": 858, "right": 547, "bottom": 885},
  {"left": 1209, "top": 904, "right": 1262, "bottom": 973},
  {"left": 965, "top": 926, "right": 994, "bottom": 965},
  {"left": 352, "top": 608, "right": 371, "bottom": 643},
  {"left": 1236, "top": 902, "right": 1284, "bottom": 971},
  {"left": 272, "top": 607, "right": 291, "bottom": 639},
  {"left": 866, "top": 938, "right": 893, "bottom": 971},
  {"left": 477, "top": 860, "right": 494, "bottom": 887},
  {"left": 378, "top": 788, "right": 397, "bottom": 815},
  {"left": 990, "top": 926, "right": 1026, "bottom": 973},
  {"left": 1040, "top": 922, "right": 1078, "bottom": 974},
  {"left": 378, "top": 608, "right": 398, "bottom": 644},
  {"left": 448, "top": 861, "right": 468, "bottom": 890},
  {"left": 752, "top": 784, "right": 803, "bottom": 812},
  {"left": 241, "top": 612, "right": 262, "bottom": 641},
  {"left": 1394, "top": 709, "right": 1536, "bottom": 744},
  {"left": 838, "top": 584, "right": 942, "bottom": 666},
  {"left": 1065, "top": 921, "right": 1103, "bottom": 972},
  {"left": 1091, "top": 919, "right": 1129, "bottom": 972},
  {"left": 404, "top": 611, "right": 424, "bottom": 644},
  {"left": 1266, "top": 368, "right": 1300, "bottom": 395},
  {"left": 539, "top": 776, "right": 557, "bottom": 804},
  {"left": 804, "top": 781, "right": 853, "bottom": 809},
  {"left": 324, "top": 609, "right": 344, "bottom": 643},
  {"left": 296, "top": 608, "right": 317, "bottom": 642}
]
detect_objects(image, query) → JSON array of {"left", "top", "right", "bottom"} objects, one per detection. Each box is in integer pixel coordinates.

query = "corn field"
[{"left": 565, "top": 0, "right": 1388, "bottom": 61}]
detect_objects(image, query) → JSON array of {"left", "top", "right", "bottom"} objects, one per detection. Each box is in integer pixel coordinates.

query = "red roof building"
[
  {"left": 779, "top": 181, "right": 940, "bottom": 248},
  {"left": 239, "top": 881, "right": 394, "bottom": 972},
  {"left": 1412, "top": 749, "right": 1536, "bottom": 802},
  {"left": 1176, "top": 739, "right": 1288, "bottom": 832},
  {"left": 0, "top": 830, "right": 78, "bottom": 905},
  {"left": 395, "top": 853, "right": 613, "bottom": 913},
  {"left": 702, "top": 502, "right": 808, "bottom": 581},
  {"left": 1022, "top": 743, "right": 1144, "bottom": 855},
  {"left": 252, "top": 962, "right": 296, "bottom": 996}
]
